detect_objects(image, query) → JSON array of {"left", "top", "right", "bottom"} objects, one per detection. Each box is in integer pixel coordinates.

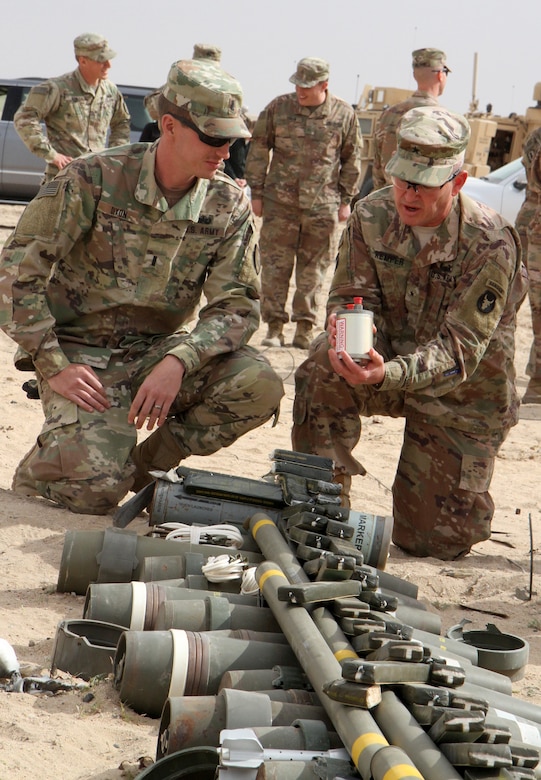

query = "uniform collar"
[{"left": 135, "top": 143, "right": 209, "bottom": 219}]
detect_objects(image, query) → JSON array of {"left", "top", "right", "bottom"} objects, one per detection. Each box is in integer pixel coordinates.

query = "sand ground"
[{"left": 0, "top": 203, "right": 540, "bottom": 779}]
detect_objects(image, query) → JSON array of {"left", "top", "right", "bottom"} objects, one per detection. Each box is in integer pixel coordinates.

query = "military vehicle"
[
  {"left": 465, "top": 81, "right": 541, "bottom": 174},
  {"left": 354, "top": 83, "right": 413, "bottom": 196}
]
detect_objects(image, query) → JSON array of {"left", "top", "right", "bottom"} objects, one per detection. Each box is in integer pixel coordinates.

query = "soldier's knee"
[{"left": 44, "top": 473, "right": 133, "bottom": 515}]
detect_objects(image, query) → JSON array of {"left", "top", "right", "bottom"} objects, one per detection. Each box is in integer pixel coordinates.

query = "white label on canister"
[{"left": 336, "top": 310, "right": 373, "bottom": 360}]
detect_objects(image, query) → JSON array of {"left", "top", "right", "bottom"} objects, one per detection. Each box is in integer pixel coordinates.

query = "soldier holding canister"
[{"left": 293, "top": 107, "right": 527, "bottom": 560}]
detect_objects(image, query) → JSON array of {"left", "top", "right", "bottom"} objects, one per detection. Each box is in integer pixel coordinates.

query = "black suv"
[{"left": 0, "top": 78, "right": 154, "bottom": 200}]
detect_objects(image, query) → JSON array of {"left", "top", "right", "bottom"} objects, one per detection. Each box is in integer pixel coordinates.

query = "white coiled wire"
[{"left": 158, "top": 522, "right": 245, "bottom": 549}]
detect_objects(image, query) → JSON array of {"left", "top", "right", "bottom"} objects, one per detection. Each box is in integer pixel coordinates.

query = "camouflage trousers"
[
  {"left": 291, "top": 336, "right": 508, "bottom": 560},
  {"left": 259, "top": 200, "right": 339, "bottom": 325},
  {"left": 13, "top": 340, "right": 283, "bottom": 515},
  {"left": 525, "top": 238, "right": 541, "bottom": 379}
]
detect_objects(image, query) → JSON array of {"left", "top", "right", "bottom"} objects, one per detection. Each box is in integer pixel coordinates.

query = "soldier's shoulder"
[
  {"left": 353, "top": 186, "right": 395, "bottom": 219},
  {"left": 210, "top": 170, "right": 249, "bottom": 198},
  {"left": 459, "top": 192, "right": 517, "bottom": 235},
  {"left": 267, "top": 92, "right": 296, "bottom": 109},
  {"left": 328, "top": 93, "right": 355, "bottom": 114}
]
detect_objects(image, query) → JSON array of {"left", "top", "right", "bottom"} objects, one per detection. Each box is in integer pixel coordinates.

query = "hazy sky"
[{"left": 5, "top": 0, "right": 540, "bottom": 120}]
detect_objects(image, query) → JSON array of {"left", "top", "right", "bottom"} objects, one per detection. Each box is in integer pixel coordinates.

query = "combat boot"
[
  {"left": 333, "top": 473, "right": 351, "bottom": 509},
  {"left": 292, "top": 321, "right": 313, "bottom": 350},
  {"left": 522, "top": 378, "right": 541, "bottom": 404},
  {"left": 262, "top": 321, "right": 284, "bottom": 347},
  {"left": 130, "top": 424, "right": 187, "bottom": 493}
]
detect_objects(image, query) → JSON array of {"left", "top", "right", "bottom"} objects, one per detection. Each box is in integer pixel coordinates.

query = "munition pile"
[{"left": 13, "top": 452, "right": 541, "bottom": 779}]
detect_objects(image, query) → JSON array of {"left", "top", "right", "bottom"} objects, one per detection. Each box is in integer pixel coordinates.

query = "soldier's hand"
[
  {"left": 52, "top": 153, "right": 73, "bottom": 170},
  {"left": 338, "top": 203, "right": 351, "bottom": 222},
  {"left": 328, "top": 347, "right": 385, "bottom": 386},
  {"left": 47, "top": 364, "right": 111, "bottom": 412},
  {"left": 128, "top": 355, "right": 184, "bottom": 431},
  {"left": 250, "top": 197, "right": 263, "bottom": 217}
]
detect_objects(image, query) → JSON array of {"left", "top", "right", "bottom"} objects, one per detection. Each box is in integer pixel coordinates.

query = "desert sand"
[{"left": 0, "top": 202, "right": 540, "bottom": 779}]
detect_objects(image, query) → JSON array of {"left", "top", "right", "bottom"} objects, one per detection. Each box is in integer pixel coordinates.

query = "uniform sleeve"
[
  {"left": 0, "top": 173, "right": 95, "bottom": 377},
  {"left": 328, "top": 203, "right": 525, "bottom": 396},
  {"left": 371, "top": 112, "right": 388, "bottom": 191},
  {"left": 244, "top": 105, "right": 274, "bottom": 199},
  {"left": 338, "top": 109, "right": 362, "bottom": 205},
  {"left": 378, "top": 233, "right": 524, "bottom": 395},
  {"left": 14, "top": 82, "right": 61, "bottom": 163},
  {"left": 107, "top": 90, "right": 132, "bottom": 148},
  {"left": 165, "top": 196, "right": 262, "bottom": 374}
]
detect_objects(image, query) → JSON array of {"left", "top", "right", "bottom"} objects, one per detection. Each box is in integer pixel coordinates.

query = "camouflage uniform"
[
  {"left": 516, "top": 127, "right": 541, "bottom": 397},
  {"left": 14, "top": 70, "right": 130, "bottom": 182},
  {"left": 245, "top": 62, "right": 362, "bottom": 331},
  {"left": 0, "top": 122, "right": 283, "bottom": 513},
  {"left": 372, "top": 91, "right": 439, "bottom": 190},
  {"left": 14, "top": 33, "right": 130, "bottom": 182},
  {"left": 292, "top": 107, "right": 527, "bottom": 560},
  {"left": 372, "top": 47, "right": 449, "bottom": 191}
]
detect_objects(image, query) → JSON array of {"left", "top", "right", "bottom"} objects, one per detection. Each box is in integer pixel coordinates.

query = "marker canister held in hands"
[{"left": 335, "top": 297, "right": 374, "bottom": 362}]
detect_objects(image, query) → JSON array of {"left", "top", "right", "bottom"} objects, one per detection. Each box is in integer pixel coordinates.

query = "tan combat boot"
[
  {"left": 522, "top": 379, "right": 541, "bottom": 404},
  {"left": 130, "top": 425, "right": 187, "bottom": 492},
  {"left": 262, "top": 321, "right": 284, "bottom": 347},
  {"left": 292, "top": 321, "right": 313, "bottom": 350},
  {"left": 333, "top": 473, "right": 351, "bottom": 509}
]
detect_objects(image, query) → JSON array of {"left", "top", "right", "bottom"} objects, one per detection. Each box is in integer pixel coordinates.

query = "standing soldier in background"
[
  {"left": 14, "top": 33, "right": 131, "bottom": 183},
  {"left": 371, "top": 48, "right": 450, "bottom": 191},
  {"left": 245, "top": 57, "right": 362, "bottom": 350},
  {"left": 192, "top": 43, "right": 222, "bottom": 62},
  {"left": 516, "top": 126, "right": 541, "bottom": 403}
]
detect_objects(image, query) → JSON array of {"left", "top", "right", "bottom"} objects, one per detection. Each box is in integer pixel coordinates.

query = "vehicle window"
[
  {"left": 357, "top": 117, "right": 374, "bottom": 136},
  {"left": 123, "top": 94, "right": 151, "bottom": 134},
  {"left": 0, "top": 86, "right": 8, "bottom": 120}
]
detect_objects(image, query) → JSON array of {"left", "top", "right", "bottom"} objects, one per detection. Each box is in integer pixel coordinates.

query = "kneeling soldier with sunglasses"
[{"left": 0, "top": 59, "right": 283, "bottom": 515}]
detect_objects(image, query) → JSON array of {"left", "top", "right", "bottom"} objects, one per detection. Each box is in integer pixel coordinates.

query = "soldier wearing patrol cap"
[
  {"left": 292, "top": 106, "right": 527, "bottom": 560},
  {"left": 14, "top": 32, "right": 131, "bottom": 182},
  {"left": 0, "top": 58, "right": 283, "bottom": 515},
  {"left": 245, "top": 56, "right": 362, "bottom": 350},
  {"left": 192, "top": 43, "right": 222, "bottom": 62},
  {"left": 372, "top": 47, "right": 450, "bottom": 191}
]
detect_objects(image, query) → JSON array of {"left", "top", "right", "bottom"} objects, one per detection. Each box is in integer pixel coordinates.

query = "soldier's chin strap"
[{"left": 112, "top": 482, "right": 155, "bottom": 528}]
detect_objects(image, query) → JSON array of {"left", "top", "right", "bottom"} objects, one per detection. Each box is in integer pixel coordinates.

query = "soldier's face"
[
  {"left": 295, "top": 82, "right": 328, "bottom": 107},
  {"left": 168, "top": 116, "right": 231, "bottom": 180},
  {"left": 392, "top": 171, "right": 467, "bottom": 227},
  {"left": 79, "top": 57, "right": 111, "bottom": 84}
]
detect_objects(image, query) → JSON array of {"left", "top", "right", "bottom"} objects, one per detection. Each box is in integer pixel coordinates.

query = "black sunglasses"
[
  {"left": 432, "top": 66, "right": 451, "bottom": 75},
  {"left": 174, "top": 115, "right": 232, "bottom": 147}
]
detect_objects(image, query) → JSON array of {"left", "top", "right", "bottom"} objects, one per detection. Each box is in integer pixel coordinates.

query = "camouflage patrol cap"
[
  {"left": 74, "top": 33, "right": 116, "bottom": 62},
  {"left": 386, "top": 106, "right": 471, "bottom": 187},
  {"left": 289, "top": 57, "right": 330, "bottom": 88},
  {"left": 412, "top": 48, "right": 450, "bottom": 72},
  {"left": 192, "top": 43, "right": 222, "bottom": 62},
  {"left": 144, "top": 89, "right": 162, "bottom": 121},
  {"left": 162, "top": 59, "right": 250, "bottom": 139}
]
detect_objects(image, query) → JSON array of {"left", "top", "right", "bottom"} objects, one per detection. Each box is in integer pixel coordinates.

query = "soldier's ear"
[
  {"left": 453, "top": 170, "right": 468, "bottom": 195},
  {"left": 160, "top": 114, "right": 176, "bottom": 136}
]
